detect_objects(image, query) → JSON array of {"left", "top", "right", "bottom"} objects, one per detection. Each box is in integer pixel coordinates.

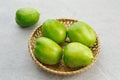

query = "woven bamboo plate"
[{"left": 28, "top": 18, "right": 100, "bottom": 75}]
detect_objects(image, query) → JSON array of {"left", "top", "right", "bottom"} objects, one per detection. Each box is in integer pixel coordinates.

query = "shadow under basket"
[{"left": 28, "top": 18, "right": 100, "bottom": 75}]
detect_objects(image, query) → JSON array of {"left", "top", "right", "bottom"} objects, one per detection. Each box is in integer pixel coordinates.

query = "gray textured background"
[{"left": 0, "top": 0, "right": 120, "bottom": 80}]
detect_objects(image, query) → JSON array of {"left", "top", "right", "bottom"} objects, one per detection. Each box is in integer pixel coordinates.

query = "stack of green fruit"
[{"left": 34, "top": 19, "right": 96, "bottom": 68}]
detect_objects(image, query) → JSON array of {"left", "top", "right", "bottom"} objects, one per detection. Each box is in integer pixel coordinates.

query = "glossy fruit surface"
[
  {"left": 34, "top": 37, "right": 62, "bottom": 65},
  {"left": 42, "top": 19, "right": 66, "bottom": 44},
  {"left": 16, "top": 7, "right": 40, "bottom": 27},
  {"left": 64, "top": 42, "right": 94, "bottom": 68},
  {"left": 68, "top": 21, "right": 96, "bottom": 47}
]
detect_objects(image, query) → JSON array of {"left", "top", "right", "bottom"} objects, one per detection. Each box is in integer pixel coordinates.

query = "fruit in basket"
[
  {"left": 68, "top": 21, "right": 96, "bottom": 47},
  {"left": 16, "top": 7, "right": 40, "bottom": 27},
  {"left": 34, "top": 37, "right": 62, "bottom": 65},
  {"left": 42, "top": 19, "right": 66, "bottom": 44},
  {"left": 63, "top": 42, "right": 94, "bottom": 68}
]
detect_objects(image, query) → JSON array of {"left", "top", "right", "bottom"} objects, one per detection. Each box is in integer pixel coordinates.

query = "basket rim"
[{"left": 28, "top": 18, "right": 100, "bottom": 75}]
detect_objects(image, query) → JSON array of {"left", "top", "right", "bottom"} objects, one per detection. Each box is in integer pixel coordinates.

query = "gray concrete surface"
[{"left": 0, "top": 0, "right": 120, "bottom": 80}]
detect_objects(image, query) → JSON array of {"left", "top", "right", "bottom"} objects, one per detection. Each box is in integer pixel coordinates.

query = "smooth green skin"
[
  {"left": 42, "top": 19, "right": 66, "bottom": 44},
  {"left": 64, "top": 42, "right": 94, "bottom": 68},
  {"left": 68, "top": 21, "right": 96, "bottom": 47},
  {"left": 16, "top": 7, "right": 40, "bottom": 28},
  {"left": 34, "top": 37, "right": 62, "bottom": 65}
]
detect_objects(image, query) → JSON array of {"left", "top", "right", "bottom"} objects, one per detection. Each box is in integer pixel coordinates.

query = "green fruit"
[
  {"left": 68, "top": 21, "right": 96, "bottom": 47},
  {"left": 34, "top": 37, "right": 62, "bottom": 65},
  {"left": 63, "top": 42, "right": 93, "bottom": 68},
  {"left": 16, "top": 7, "right": 40, "bottom": 27},
  {"left": 42, "top": 19, "right": 66, "bottom": 44}
]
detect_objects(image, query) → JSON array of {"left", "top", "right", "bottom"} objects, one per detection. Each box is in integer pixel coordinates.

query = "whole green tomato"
[
  {"left": 42, "top": 19, "right": 66, "bottom": 44},
  {"left": 63, "top": 42, "right": 93, "bottom": 68},
  {"left": 68, "top": 21, "right": 96, "bottom": 47},
  {"left": 34, "top": 37, "right": 62, "bottom": 65}
]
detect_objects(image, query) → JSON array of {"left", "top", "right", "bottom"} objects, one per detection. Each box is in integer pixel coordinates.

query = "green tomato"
[
  {"left": 16, "top": 7, "right": 40, "bottom": 28},
  {"left": 42, "top": 19, "right": 66, "bottom": 44},
  {"left": 68, "top": 21, "right": 96, "bottom": 47},
  {"left": 34, "top": 37, "right": 62, "bottom": 65},
  {"left": 63, "top": 42, "right": 93, "bottom": 68}
]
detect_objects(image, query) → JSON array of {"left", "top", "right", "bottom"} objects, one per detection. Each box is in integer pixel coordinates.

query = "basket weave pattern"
[{"left": 28, "top": 19, "right": 100, "bottom": 75}]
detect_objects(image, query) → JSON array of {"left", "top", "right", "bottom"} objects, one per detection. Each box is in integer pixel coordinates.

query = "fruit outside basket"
[{"left": 28, "top": 18, "right": 100, "bottom": 75}]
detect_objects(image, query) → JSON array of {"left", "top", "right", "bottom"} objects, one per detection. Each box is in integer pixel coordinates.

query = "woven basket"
[{"left": 28, "top": 18, "right": 100, "bottom": 75}]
